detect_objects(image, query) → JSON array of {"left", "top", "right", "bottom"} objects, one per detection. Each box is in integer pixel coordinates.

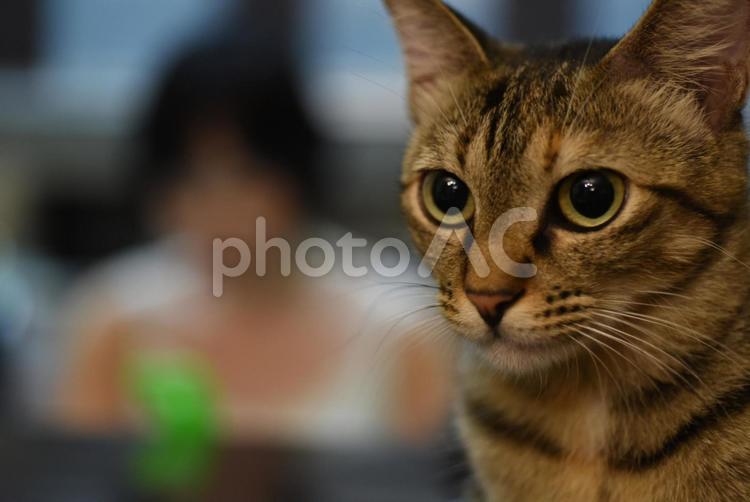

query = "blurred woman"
[{"left": 56, "top": 35, "right": 452, "bottom": 499}]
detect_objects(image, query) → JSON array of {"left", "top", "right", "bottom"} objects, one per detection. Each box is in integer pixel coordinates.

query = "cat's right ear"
[{"left": 384, "top": 0, "right": 490, "bottom": 123}]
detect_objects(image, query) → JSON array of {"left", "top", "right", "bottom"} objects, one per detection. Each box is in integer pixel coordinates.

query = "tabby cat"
[{"left": 385, "top": 0, "right": 750, "bottom": 500}]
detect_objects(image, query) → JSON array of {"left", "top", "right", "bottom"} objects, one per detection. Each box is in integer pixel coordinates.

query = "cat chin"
[
  {"left": 449, "top": 316, "right": 578, "bottom": 375},
  {"left": 473, "top": 332, "right": 577, "bottom": 376}
]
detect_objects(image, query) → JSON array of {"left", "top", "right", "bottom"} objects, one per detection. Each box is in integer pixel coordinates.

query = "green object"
[{"left": 128, "top": 354, "right": 219, "bottom": 493}]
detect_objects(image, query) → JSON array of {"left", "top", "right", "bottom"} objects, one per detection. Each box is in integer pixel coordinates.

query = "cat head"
[{"left": 387, "top": 0, "right": 750, "bottom": 378}]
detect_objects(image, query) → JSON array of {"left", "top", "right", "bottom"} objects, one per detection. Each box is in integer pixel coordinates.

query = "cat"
[{"left": 384, "top": 0, "right": 750, "bottom": 500}]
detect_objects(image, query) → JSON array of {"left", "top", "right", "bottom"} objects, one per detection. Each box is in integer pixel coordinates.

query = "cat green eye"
[
  {"left": 421, "top": 171, "right": 475, "bottom": 226},
  {"left": 557, "top": 170, "right": 625, "bottom": 229}
]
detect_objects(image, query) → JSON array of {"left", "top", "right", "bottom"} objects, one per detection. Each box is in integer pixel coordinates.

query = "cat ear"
[
  {"left": 602, "top": 0, "right": 750, "bottom": 131},
  {"left": 384, "top": 0, "right": 491, "bottom": 123}
]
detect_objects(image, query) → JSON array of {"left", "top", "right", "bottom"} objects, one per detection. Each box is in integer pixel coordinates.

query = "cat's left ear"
[
  {"left": 384, "top": 0, "right": 491, "bottom": 123},
  {"left": 602, "top": 0, "right": 750, "bottom": 132}
]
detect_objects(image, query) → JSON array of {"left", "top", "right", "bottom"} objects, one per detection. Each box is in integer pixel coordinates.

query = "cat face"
[{"left": 388, "top": 0, "right": 750, "bottom": 376}]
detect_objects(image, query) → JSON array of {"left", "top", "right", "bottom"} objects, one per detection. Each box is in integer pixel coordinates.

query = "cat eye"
[
  {"left": 421, "top": 171, "right": 476, "bottom": 226},
  {"left": 557, "top": 170, "right": 625, "bottom": 229}
]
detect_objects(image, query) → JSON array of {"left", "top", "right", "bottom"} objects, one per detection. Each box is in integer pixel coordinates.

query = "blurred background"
[{"left": 0, "top": 0, "right": 651, "bottom": 501}]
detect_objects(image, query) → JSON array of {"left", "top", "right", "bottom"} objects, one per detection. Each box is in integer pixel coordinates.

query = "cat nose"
[{"left": 466, "top": 289, "right": 524, "bottom": 328}]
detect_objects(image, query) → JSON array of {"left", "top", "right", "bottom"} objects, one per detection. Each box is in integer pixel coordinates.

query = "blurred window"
[
  {"left": 0, "top": 0, "right": 235, "bottom": 132},
  {"left": 42, "top": 0, "right": 233, "bottom": 71}
]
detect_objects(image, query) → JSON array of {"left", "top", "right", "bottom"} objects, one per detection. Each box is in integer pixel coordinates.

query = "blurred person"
[{"left": 55, "top": 35, "right": 452, "bottom": 499}]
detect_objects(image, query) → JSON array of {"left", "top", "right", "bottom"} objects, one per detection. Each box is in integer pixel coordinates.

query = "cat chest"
[{"left": 462, "top": 395, "right": 613, "bottom": 493}]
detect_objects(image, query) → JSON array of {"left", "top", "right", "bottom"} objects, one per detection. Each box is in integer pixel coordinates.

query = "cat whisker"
[
  {"left": 348, "top": 284, "right": 440, "bottom": 335},
  {"left": 563, "top": 41, "right": 596, "bottom": 128},
  {"left": 371, "top": 304, "right": 444, "bottom": 360},
  {"left": 565, "top": 332, "right": 605, "bottom": 396},
  {"left": 347, "top": 281, "right": 440, "bottom": 308},
  {"left": 341, "top": 286, "right": 440, "bottom": 344},
  {"left": 566, "top": 76, "right": 610, "bottom": 133},
  {"left": 570, "top": 326, "right": 626, "bottom": 396},
  {"left": 672, "top": 234, "right": 750, "bottom": 272},
  {"left": 588, "top": 318, "right": 710, "bottom": 398},
  {"left": 578, "top": 324, "right": 654, "bottom": 382},
  {"left": 399, "top": 319, "right": 459, "bottom": 361},
  {"left": 351, "top": 0, "right": 389, "bottom": 20},
  {"left": 447, "top": 80, "right": 469, "bottom": 128},
  {"left": 572, "top": 337, "right": 582, "bottom": 387},
  {"left": 591, "top": 310, "right": 734, "bottom": 420},
  {"left": 598, "top": 298, "right": 686, "bottom": 311},
  {"left": 349, "top": 70, "right": 405, "bottom": 99},
  {"left": 378, "top": 302, "right": 444, "bottom": 331},
  {"left": 592, "top": 308, "right": 744, "bottom": 367},
  {"left": 586, "top": 320, "right": 698, "bottom": 411},
  {"left": 634, "top": 290, "right": 694, "bottom": 301},
  {"left": 561, "top": 0, "right": 608, "bottom": 131},
  {"left": 344, "top": 45, "right": 401, "bottom": 71},
  {"left": 576, "top": 323, "right": 659, "bottom": 416},
  {"left": 423, "top": 95, "right": 464, "bottom": 138},
  {"left": 335, "top": 280, "right": 439, "bottom": 300}
]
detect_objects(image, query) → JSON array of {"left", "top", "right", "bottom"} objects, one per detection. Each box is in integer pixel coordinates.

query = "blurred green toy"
[{"left": 128, "top": 354, "right": 219, "bottom": 494}]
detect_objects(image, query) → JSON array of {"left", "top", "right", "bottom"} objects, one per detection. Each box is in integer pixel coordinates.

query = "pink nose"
[{"left": 466, "top": 290, "right": 524, "bottom": 327}]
